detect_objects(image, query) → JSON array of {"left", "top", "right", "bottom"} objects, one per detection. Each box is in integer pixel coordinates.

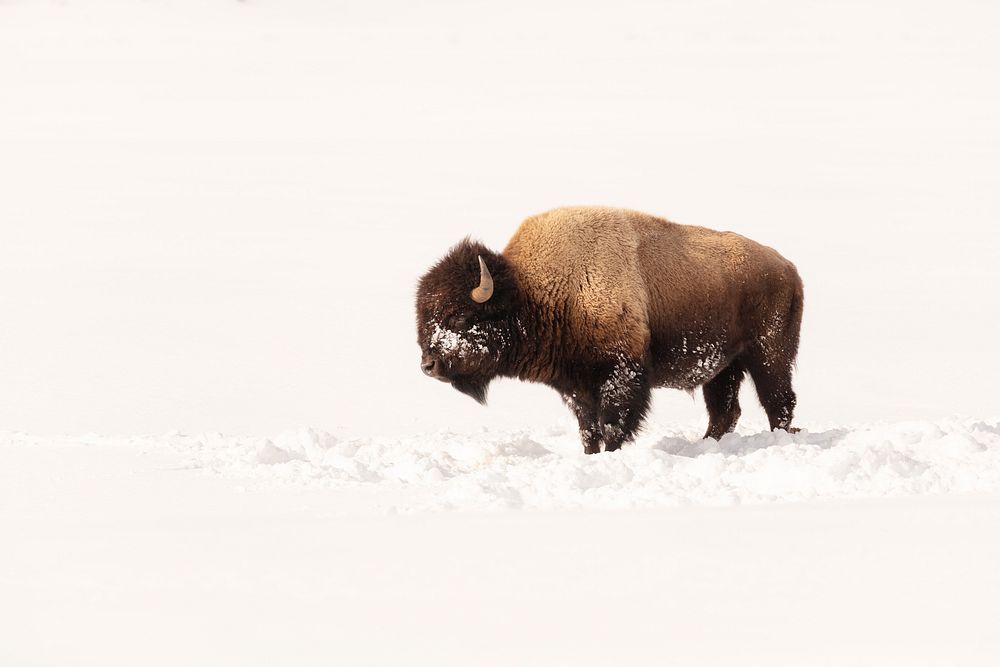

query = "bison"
[{"left": 415, "top": 206, "right": 803, "bottom": 454}]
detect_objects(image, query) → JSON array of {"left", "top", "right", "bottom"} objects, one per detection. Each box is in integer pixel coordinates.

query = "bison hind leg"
[
  {"left": 742, "top": 283, "right": 802, "bottom": 433},
  {"left": 702, "top": 360, "right": 745, "bottom": 440},
  {"left": 744, "top": 351, "right": 798, "bottom": 432}
]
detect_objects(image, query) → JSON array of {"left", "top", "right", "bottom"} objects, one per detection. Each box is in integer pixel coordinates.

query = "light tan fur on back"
[
  {"left": 503, "top": 207, "right": 652, "bottom": 357},
  {"left": 503, "top": 206, "right": 798, "bottom": 371}
]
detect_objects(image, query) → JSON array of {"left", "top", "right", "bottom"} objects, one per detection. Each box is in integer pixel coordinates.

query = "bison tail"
[{"left": 785, "top": 268, "right": 804, "bottom": 368}]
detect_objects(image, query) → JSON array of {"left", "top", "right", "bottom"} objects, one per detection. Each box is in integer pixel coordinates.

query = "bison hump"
[{"left": 503, "top": 207, "right": 652, "bottom": 357}]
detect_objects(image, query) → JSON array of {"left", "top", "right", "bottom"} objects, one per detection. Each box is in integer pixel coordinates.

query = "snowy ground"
[
  {"left": 4, "top": 424, "right": 1000, "bottom": 666},
  {"left": 3, "top": 0, "right": 1000, "bottom": 664},
  {"left": 100, "top": 417, "right": 1000, "bottom": 512}
]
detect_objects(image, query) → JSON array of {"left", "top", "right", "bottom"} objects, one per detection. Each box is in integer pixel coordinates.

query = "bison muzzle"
[{"left": 415, "top": 206, "right": 804, "bottom": 454}]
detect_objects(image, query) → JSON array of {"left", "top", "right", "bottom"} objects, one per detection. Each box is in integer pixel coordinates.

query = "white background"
[
  {"left": 3, "top": 4, "right": 1000, "bottom": 666},
  {"left": 2, "top": 1, "right": 998, "bottom": 437}
]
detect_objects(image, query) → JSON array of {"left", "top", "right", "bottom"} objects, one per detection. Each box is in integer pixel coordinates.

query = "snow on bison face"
[
  {"left": 415, "top": 241, "right": 510, "bottom": 404},
  {"left": 417, "top": 310, "right": 495, "bottom": 403}
]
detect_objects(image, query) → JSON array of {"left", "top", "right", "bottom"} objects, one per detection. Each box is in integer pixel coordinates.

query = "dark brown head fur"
[{"left": 415, "top": 239, "right": 528, "bottom": 404}]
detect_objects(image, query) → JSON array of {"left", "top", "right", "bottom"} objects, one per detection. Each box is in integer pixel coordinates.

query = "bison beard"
[
  {"left": 415, "top": 206, "right": 804, "bottom": 454},
  {"left": 450, "top": 375, "right": 490, "bottom": 405}
]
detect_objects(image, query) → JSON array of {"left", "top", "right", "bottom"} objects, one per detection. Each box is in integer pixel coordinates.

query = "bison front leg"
[
  {"left": 562, "top": 390, "right": 603, "bottom": 455},
  {"left": 597, "top": 355, "right": 651, "bottom": 453}
]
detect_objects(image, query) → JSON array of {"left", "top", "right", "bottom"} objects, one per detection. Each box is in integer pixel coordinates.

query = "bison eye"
[{"left": 451, "top": 315, "right": 469, "bottom": 329}]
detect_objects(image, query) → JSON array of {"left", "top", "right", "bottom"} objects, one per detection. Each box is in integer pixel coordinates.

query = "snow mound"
[{"left": 148, "top": 418, "right": 1000, "bottom": 511}]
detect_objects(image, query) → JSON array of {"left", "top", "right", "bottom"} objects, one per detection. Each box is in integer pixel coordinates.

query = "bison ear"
[{"left": 470, "top": 255, "right": 494, "bottom": 303}]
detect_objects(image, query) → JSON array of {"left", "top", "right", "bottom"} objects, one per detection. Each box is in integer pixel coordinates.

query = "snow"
[
  {"left": 430, "top": 322, "right": 491, "bottom": 359},
  {"left": 11, "top": 418, "right": 998, "bottom": 513},
  {"left": 3, "top": 430, "right": 1000, "bottom": 666},
  {"left": 3, "top": 0, "right": 1000, "bottom": 664}
]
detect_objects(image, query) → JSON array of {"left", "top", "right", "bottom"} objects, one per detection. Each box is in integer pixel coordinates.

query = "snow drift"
[{"left": 22, "top": 417, "right": 991, "bottom": 512}]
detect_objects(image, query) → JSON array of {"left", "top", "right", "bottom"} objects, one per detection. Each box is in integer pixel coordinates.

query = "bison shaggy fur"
[{"left": 416, "top": 206, "right": 804, "bottom": 454}]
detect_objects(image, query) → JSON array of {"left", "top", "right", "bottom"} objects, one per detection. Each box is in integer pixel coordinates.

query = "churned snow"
[
  {"left": 14, "top": 417, "right": 994, "bottom": 513},
  {"left": 3, "top": 0, "right": 1000, "bottom": 664},
  {"left": 4, "top": 423, "right": 1000, "bottom": 666}
]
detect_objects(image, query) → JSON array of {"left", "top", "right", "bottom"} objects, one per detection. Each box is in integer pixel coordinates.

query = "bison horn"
[{"left": 471, "top": 255, "right": 494, "bottom": 303}]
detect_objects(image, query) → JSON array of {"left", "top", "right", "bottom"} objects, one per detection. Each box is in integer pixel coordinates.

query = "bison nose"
[{"left": 421, "top": 357, "right": 437, "bottom": 376}]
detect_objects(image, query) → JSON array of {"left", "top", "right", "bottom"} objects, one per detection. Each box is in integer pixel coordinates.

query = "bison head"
[{"left": 415, "top": 239, "right": 520, "bottom": 404}]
